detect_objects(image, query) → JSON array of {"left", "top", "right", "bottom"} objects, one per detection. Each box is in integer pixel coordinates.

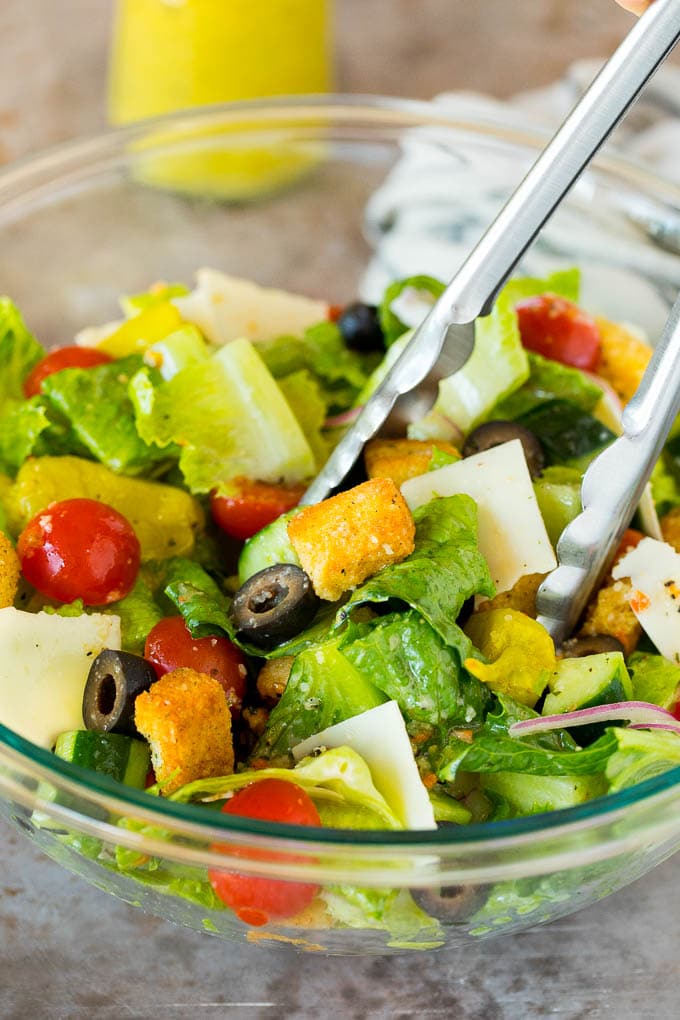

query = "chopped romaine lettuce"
[
  {"left": 341, "top": 610, "right": 490, "bottom": 729},
  {"left": 336, "top": 494, "right": 494, "bottom": 651},
  {"left": 605, "top": 727, "right": 680, "bottom": 792},
  {"left": 0, "top": 297, "right": 44, "bottom": 412},
  {"left": 162, "top": 557, "right": 232, "bottom": 638},
  {"left": 320, "top": 886, "right": 443, "bottom": 947},
  {"left": 378, "top": 274, "right": 445, "bottom": 347},
  {"left": 492, "top": 351, "right": 603, "bottom": 420},
  {"left": 252, "top": 640, "right": 387, "bottom": 761},
  {"left": 144, "top": 325, "right": 209, "bottom": 380},
  {"left": 106, "top": 577, "right": 164, "bottom": 654},
  {"left": 42, "top": 355, "right": 173, "bottom": 476},
  {"left": 627, "top": 651, "right": 680, "bottom": 710},
  {"left": 277, "top": 369, "right": 331, "bottom": 468},
  {"left": 435, "top": 270, "right": 580, "bottom": 433},
  {"left": 129, "top": 338, "right": 315, "bottom": 493},
  {"left": 257, "top": 320, "right": 376, "bottom": 414}
]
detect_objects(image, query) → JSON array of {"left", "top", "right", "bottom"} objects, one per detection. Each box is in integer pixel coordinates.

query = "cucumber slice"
[
  {"left": 533, "top": 467, "right": 582, "bottom": 547},
  {"left": 54, "top": 730, "right": 150, "bottom": 788},
  {"left": 238, "top": 509, "right": 301, "bottom": 584},
  {"left": 544, "top": 652, "right": 633, "bottom": 716}
]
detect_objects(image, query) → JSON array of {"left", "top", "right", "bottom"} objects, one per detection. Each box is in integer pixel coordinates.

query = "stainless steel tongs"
[{"left": 304, "top": 0, "right": 680, "bottom": 506}]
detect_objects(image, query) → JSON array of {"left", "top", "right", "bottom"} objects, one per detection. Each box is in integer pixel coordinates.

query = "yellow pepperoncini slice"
[{"left": 463, "top": 608, "right": 556, "bottom": 708}]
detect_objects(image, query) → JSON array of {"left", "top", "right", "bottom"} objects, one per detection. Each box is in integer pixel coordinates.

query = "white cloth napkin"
[{"left": 362, "top": 62, "right": 680, "bottom": 338}]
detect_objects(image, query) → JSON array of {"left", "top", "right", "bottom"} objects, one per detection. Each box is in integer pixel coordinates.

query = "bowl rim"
[{"left": 2, "top": 93, "right": 680, "bottom": 852}]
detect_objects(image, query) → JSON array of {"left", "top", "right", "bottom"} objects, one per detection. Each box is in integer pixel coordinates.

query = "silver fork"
[{"left": 303, "top": 0, "right": 680, "bottom": 506}]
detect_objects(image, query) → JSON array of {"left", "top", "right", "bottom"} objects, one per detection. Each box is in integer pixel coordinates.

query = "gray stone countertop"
[{"left": 2, "top": 1, "right": 680, "bottom": 1016}]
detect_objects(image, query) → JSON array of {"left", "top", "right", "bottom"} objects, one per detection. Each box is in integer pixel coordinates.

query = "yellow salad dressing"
[{"left": 108, "top": 0, "right": 334, "bottom": 198}]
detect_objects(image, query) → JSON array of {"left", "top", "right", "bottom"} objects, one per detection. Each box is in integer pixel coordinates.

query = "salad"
[{"left": 3, "top": 265, "right": 680, "bottom": 934}]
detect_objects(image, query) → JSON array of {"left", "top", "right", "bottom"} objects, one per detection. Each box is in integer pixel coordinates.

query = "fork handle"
[{"left": 438, "top": 0, "right": 680, "bottom": 324}]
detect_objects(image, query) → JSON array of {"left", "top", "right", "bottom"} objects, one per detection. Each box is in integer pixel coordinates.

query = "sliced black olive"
[
  {"left": 410, "top": 883, "right": 484, "bottom": 922},
  {"left": 559, "top": 634, "right": 626, "bottom": 658},
  {"left": 230, "top": 564, "right": 320, "bottom": 650},
  {"left": 463, "top": 420, "right": 545, "bottom": 479},
  {"left": 337, "top": 302, "right": 385, "bottom": 352},
  {"left": 83, "top": 649, "right": 157, "bottom": 735}
]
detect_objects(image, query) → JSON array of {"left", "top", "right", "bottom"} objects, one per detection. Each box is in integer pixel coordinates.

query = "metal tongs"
[{"left": 304, "top": 0, "right": 680, "bottom": 507}]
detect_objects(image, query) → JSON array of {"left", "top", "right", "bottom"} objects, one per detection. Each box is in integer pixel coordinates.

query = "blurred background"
[{"left": 0, "top": 0, "right": 653, "bottom": 164}]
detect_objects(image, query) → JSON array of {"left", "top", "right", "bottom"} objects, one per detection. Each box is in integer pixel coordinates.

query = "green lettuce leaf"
[
  {"left": 252, "top": 640, "right": 387, "bottom": 761},
  {"left": 107, "top": 577, "right": 164, "bottom": 654},
  {"left": 0, "top": 297, "right": 44, "bottom": 412},
  {"left": 336, "top": 494, "right": 494, "bottom": 651},
  {"left": 42, "top": 355, "right": 172, "bottom": 476},
  {"left": 627, "top": 652, "right": 680, "bottom": 710},
  {"left": 492, "top": 351, "right": 603, "bottom": 419},
  {"left": 605, "top": 727, "right": 680, "bottom": 792},
  {"left": 378, "top": 274, "right": 445, "bottom": 347},
  {"left": 435, "top": 269, "right": 579, "bottom": 432},
  {"left": 172, "top": 746, "right": 401, "bottom": 830},
  {"left": 650, "top": 453, "right": 680, "bottom": 518},
  {"left": 320, "top": 887, "right": 443, "bottom": 947},
  {"left": 277, "top": 369, "right": 331, "bottom": 468},
  {"left": 162, "top": 557, "right": 233, "bottom": 638},
  {"left": 341, "top": 609, "right": 490, "bottom": 729},
  {"left": 129, "top": 338, "right": 315, "bottom": 493}
]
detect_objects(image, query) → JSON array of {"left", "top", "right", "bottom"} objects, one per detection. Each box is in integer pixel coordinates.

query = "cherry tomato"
[
  {"left": 18, "top": 498, "right": 140, "bottom": 606},
  {"left": 23, "top": 346, "right": 113, "bottom": 398},
  {"left": 208, "top": 778, "right": 321, "bottom": 926},
  {"left": 516, "top": 294, "right": 602, "bottom": 371},
  {"left": 210, "top": 478, "right": 305, "bottom": 541},
  {"left": 144, "top": 615, "right": 248, "bottom": 713}
]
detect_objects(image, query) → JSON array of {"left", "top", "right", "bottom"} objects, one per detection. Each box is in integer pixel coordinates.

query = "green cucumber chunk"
[
  {"left": 544, "top": 652, "right": 632, "bottom": 716},
  {"left": 238, "top": 509, "right": 301, "bottom": 584},
  {"left": 54, "top": 730, "right": 150, "bottom": 788},
  {"left": 628, "top": 651, "right": 680, "bottom": 711}
]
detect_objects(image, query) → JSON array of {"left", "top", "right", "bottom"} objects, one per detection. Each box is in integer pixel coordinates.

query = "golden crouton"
[
  {"left": 256, "top": 656, "right": 294, "bottom": 703},
  {"left": 595, "top": 317, "right": 652, "bottom": 404},
  {"left": 476, "top": 572, "right": 546, "bottom": 619},
  {"left": 661, "top": 508, "right": 680, "bottom": 553},
  {"left": 134, "top": 668, "right": 234, "bottom": 795},
  {"left": 579, "top": 580, "right": 641, "bottom": 656},
  {"left": 364, "top": 438, "right": 460, "bottom": 489},
  {"left": 287, "top": 478, "right": 416, "bottom": 602},
  {"left": 0, "top": 531, "right": 20, "bottom": 609}
]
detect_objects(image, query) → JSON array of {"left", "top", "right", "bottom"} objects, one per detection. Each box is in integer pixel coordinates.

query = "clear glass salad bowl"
[{"left": 2, "top": 96, "right": 680, "bottom": 956}]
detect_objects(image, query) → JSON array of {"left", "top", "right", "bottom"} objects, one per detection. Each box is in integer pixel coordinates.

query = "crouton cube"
[
  {"left": 364, "top": 438, "right": 460, "bottom": 489},
  {"left": 661, "top": 508, "right": 680, "bottom": 553},
  {"left": 0, "top": 532, "right": 20, "bottom": 609},
  {"left": 476, "top": 572, "right": 547, "bottom": 619},
  {"left": 134, "top": 667, "right": 234, "bottom": 795},
  {"left": 595, "top": 317, "right": 652, "bottom": 404},
  {"left": 287, "top": 478, "right": 416, "bottom": 602},
  {"left": 579, "top": 580, "right": 641, "bottom": 656},
  {"left": 256, "top": 656, "right": 295, "bottom": 703}
]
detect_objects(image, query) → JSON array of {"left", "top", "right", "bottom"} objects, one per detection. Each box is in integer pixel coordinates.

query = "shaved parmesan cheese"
[
  {"left": 0, "top": 608, "right": 121, "bottom": 748},
  {"left": 401, "top": 439, "right": 556, "bottom": 594},
  {"left": 292, "top": 701, "right": 436, "bottom": 830},
  {"left": 173, "top": 268, "right": 328, "bottom": 345},
  {"left": 612, "top": 537, "right": 680, "bottom": 663}
]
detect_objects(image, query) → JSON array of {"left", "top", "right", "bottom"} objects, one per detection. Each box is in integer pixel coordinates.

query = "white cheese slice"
[
  {"left": 173, "top": 268, "right": 329, "bottom": 345},
  {"left": 292, "top": 701, "right": 436, "bottom": 830},
  {"left": 0, "top": 608, "right": 121, "bottom": 748},
  {"left": 401, "top": 439, "right": 557, "bottom": 594},
  {"left": 612, "top": 537, "right": 680, "bottom": 663}
]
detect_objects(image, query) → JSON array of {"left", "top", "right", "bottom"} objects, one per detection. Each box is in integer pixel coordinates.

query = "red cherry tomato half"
[
  {"left": 144, "top": 615, "right": 248, "bottom": 714},
  {"left": 23, "top": 346, "right": 113, "bottom": 398},
  {"left": 18, "top": 498, "right": 140, "bottom": 606},
  {"left": 210, "top": 478, "right": 305, "bottom": 542},
  {"left": 208, "top": 778, "right": 321, "bottom": 926},
  {"left": 516, "top": 294, "right": 602, "bottom": 371}
]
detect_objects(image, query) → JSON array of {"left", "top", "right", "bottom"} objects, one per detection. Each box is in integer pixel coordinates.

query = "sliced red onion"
[
  {"left": 628, "top": 722, "right": 680, "bottom": 736},
  {"left": 325, "top": 406, "right": 362, "bottom": 429},
  {"left": 508, "top": 700, "right": 676, "bottom": 737}
]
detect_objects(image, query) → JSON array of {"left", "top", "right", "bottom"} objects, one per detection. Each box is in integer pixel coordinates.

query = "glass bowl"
[{"left": 2, "top": 96, "right": 680, "bottom": 956}]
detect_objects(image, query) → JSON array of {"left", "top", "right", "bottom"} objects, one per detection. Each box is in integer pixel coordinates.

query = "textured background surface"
[{"left": 2, "top": 2, "right": 680, "bottom": 1017}]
